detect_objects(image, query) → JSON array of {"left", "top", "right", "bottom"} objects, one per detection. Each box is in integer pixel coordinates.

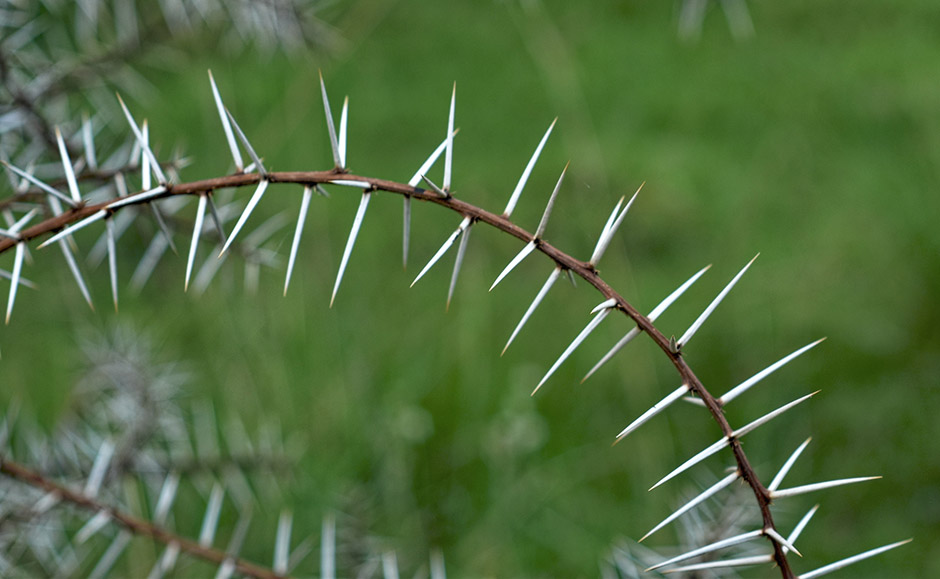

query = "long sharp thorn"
[
  {"left": 329, "top": 179, "right": 371, "bottom": 188},
  {"left": 787, "top": 505, "right": 819, "bottom": 547},
  {"left": 769, "top": 437, "right": 812, "bottom": 492},
  {"left": 38, "top": 210, "right": 108, "bottom": 249},
  {"left": 615, "top": 384, "right": 689, "bottom": 443},
  {"left": 0, "top": 269, "right": 36, "bottom": 289},
  {"left": 116, "top": 94, "right": 167, "bottom": 184},
  {"left": 59, "top": 239, "right": 93, "bottom": 309},
  {"left": 207, "top": 195, "right": 226, "bottom": 242},
  {"left": 220, "top": 179, "right": 269, "bottom": 256},
  {"left": 535, "top": 162, "right": 567, "bottom": 238},
  {"left": 106, "top": 218, "right": 118, "bottom": 312},
  {"left": 274, "top": 511, "right": 292, "bottom": 574},
  {"left": 650, "top": 436, "right": 731, "bottom": 491},
  {"left": 662, "top": 555, "right": 773, "bottom": 574},
  {"left": 503, "top": 118, "right": 557, "bottom": 218},
  {"left": 590, "top": 183, "right": 642, "bottom": 265},
  {"left": 402, "top": 197, "right": 411, "bottom": 269},
  {"left": 76, "top": 511, "right": 112, "bottom": 544},
  {"left": 208, "top": 70, "right": 243, "bottom": 172},
  {"left": 733, "top": 391, "right": 819, "bottom": 439},
  {"left": 150, "top": 203, "right": 177, "bottom": 254},
  {"left": 403, "top": 132, "right": 459, "bottom": 270},
  {"left": 199, "top": 484, "right": 224, "bottom": 547},
  {"left": 411, "top": 217, "right": 470, "bottom": 287},
  {"left": 444, "top": 82, "right": 455, "bottom": 191},
  {"left": 503, "top": 266, "right": 561, "bottom": 355},
  {"left": 10, "top": 208, "right": 37, "bottom": 232},
  {"left": 646, "top": 529, "right": 763, "bottom": 572},
  {"left": 225, "top": 108, "right": 265, "bottom": 175},
  {"left": 446, "top": 222, "right": 472, "bottom": 311},
  {"left": 590, "top": 298, "right": 618, "bottom": 314},
  {"left": 141, "top": 121, "right": 152, "bottom": 190},
  {"left": 715, "top": 338, "right": 826, "bottom": 406},
  {"left": 640, "top": 470, "right": 739, "bottom": 542},
  {"left": 430, "top": 549, "right": 446, "bottom": 579},
  {"left": 82, "top": 114, "right": 97, "bottom": 170},
  {"left": 5, "top": 243, "right": 24, "bottom": 324},
  {"left": 771, "top": 476, "right": 882, "bottom": 499},
  {"left": 765, "top": 527, "right": 802, "bottom": 557},
  {"left": 1, "top": 161, "right": 78, "bottom": 208},
  {"left": 649, "top": 264, "right": 713, "bottom": 320},
  {"left": 582, "top": 327, "right": 642, "bottom": 383},
  {"left": 798, "top": 539, "right": 912, "bottom": 579},
  {"left": 408, "top": 131, "right": 458, "bottom": 187},
  {"left": 339, "top": 96, "right": 348, "bottom": 169},
  {"left": 420, "top": 174, "right": 448, "bottom": 198},
  {"left": 321, "top": 514, "right": 336, "bottom": 579},
  {"left": 649, "top": 395, "right": 816, "bottom": 489},
  {"left": 106, "top": 185, "right": 167, "bottom": 209},
  {"left": 331, "top": 191, "right": 370, "bottom": 307},
  {"left": 533, "top": 302, "right": 616, "bottom": 395},
  {"left": 678, "top": 254, "right": 759, "bottom": 347},
  {"left": 285, "top": 186, "right": 313, "bottom": 296},
  {"left": 319, "top": 71, "right": 342, "bottom": 169},
  {"left": 382, "top": 551, "right": 399, "bottom": 579},
  {"left": 186, "top": 194, "right": 207, "bottom": 292},
  {"left": 489, "top": 241, "right": 536, "bottom": 291},
  {"left": 55, "top": 126, "right": 81, "bottom": 203},
  {"left": 85, "top": 439, "right": 115, "bottom": 497},
  {"left": 194, "top": 244, "right": 227, "bottom": 294},
  {"left": 594, "top": 196, "right": 623, "bottom": 252}
]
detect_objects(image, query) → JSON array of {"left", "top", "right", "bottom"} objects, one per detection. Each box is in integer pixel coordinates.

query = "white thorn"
[
  {"left": 678, "top": 254, "right": 758, "bottom": 347},
  {"left": 443, "top": 82, "right": 456, "bottom": 191},
  {"left": 185, "top": 194, "right": 207, "bottom": 292},
  {"left": 771, "top": 476, "right": 881, "bottom": 500},
  {"left": 719, "top": 338, "right": 826, "bottom": 405},
  {"left": 641, "top": 470, "right": 739, "bottom": 542},
  {"left": 220, "top": 180, "right": 269, "bottom": 256},
  {"left": 339, "top": 96, "right": 348, "bottom": 169},
  {"left": 285, "top": 186, "right": 313, "bottom": 296},
  {"left": 116, "top": 94, "right": 167, "bottom": 184},
  {"left": 768, "top": 437, "right": 812, "bottom": 492},
  {"left": 331, "top": 191, "right": 371, "bottom": 307},
  {"left": 489, "top": 241, "right": 536, "bottom": 291},
  {"left": 446, "top": 222, "right": 472, "bottom": 310},
  {"left": 208, "top": 70, "right": 243, "bottom": 172},
  {"left": 412, "top": 217, "right": 471, "bottom": 287},
  {"left": 55, "top": 126, "right": 82, "bottom": 203},
  {"left": 503, "top": 266, "right": 561, "bottom": 355},
  {"left": 615, "top": 384, "right": 689, "bottom": 442},
  {"left": 535, "top": 162, "right": 567, "bottom": 239},
  {"left": 503, "top": 118, "right": 557, "bottom": 217},
  {"left": 319, "top": 71, "right": 342, "bottom": 169},
  {"left": 797, "top": 539, "right": 912, "bottom": 579},
  {"left": 533, "top": 303, "right": 615, "bottom": 395},
  {"left": 646, "top": 529, "right": 763, "bottom": 571}
]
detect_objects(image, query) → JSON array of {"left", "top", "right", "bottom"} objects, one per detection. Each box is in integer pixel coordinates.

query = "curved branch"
[
  {"left": 0, "top": 168, "right": 794, "bottom": 577},
  {"left": 0, "top": 457, "right": 283, "bottom": 579}
]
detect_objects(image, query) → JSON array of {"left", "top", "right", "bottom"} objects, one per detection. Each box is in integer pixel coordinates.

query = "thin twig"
[{"left": 0, "top": 457, "right": 285, "bottom": 579}]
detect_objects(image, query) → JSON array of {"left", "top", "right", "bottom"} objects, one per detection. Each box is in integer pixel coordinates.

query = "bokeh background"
[{"left": 2, "top": 0, "right": 938, "bottom": 576}]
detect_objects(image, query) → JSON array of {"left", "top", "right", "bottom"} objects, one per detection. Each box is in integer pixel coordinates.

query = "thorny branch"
[
  {"left": 0, "top": 457, "right": 285, "bottom": 579},
  {"left": 0, "top": 168, "right": 796, "bottom": 576}
]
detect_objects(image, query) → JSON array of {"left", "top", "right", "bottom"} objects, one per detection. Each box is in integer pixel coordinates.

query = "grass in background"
[{"left": 3, "top": 0, "right": 938, "bottom": 575}]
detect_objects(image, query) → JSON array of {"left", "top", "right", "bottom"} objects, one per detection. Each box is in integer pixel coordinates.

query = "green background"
[{"left": 3, "top": 0, "right": 938, "bottom": 576}]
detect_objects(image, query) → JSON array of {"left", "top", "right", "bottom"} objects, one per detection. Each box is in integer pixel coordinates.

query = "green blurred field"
[{"left": 3, "top": 0, "right": 939, "bottom": 576}]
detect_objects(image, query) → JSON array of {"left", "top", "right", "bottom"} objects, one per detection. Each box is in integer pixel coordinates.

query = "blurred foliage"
[{"left": 2, "top": 0, "right": 938, "bottom": 576}]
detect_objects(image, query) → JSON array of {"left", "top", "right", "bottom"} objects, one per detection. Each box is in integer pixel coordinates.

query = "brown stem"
[
  {"left": 0, "top": 457, "right": 285, "bottom": 579},
  {"left": 0, "top": 169, "right": 794, "bottom": 577}
]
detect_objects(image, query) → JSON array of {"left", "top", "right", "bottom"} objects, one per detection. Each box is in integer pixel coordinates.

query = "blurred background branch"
[{"left": 0, "top": 0, "right": 936, "bottom": 576}]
